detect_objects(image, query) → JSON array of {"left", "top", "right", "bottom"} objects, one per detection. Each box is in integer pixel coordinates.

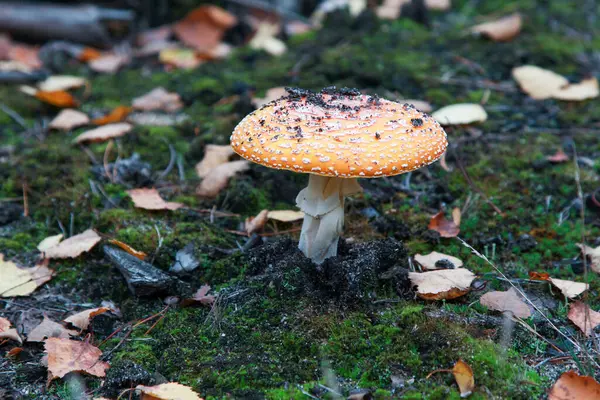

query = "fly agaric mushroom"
[{"left": 230, "top": 87, "right": 447, "bottom": 264}]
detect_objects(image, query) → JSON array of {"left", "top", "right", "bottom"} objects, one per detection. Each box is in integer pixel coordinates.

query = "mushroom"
[{"left": 230, "top": 87, "right": 448, "bottom": 264}]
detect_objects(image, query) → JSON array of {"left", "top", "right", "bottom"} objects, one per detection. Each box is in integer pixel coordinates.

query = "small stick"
[
  {"left": 0, "top": 103, "right": 28, "bottom": 129},
  {"left": 22, "top": 182, "right": 29, "bottom": 217}
]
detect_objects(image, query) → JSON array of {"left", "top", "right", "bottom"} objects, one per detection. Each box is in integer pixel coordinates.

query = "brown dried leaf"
[
  {"left": 195, "top": 144, "right": 235, "bottom": 178},
  {"left": 27, "top": 316, "right": 78, "bottom": 342},
  {"left": 553, "top": 77, "right": 599, "bottom": 101},
  {"left": 9, "top": 44, "right": 42, "bottom": 69},
  {"left": 78, "top": 47, "right": 102, "bottom": 62},
  {"left": 196, "top": 160, "right": 250, "bottom": 197},
  {"left": 431, "top": 103, "right": 487, "bottom": 125},
  {"left": 252, "top": 87, "right": 288, "bottom": 108},
  {"left": 34, "top": 90, "right": 78, "bottom": 108},
  {"left": 0, "top": 317, "right": 22, "bottom": 344},
  {"left": 89, "top": 54, "right": 129, "bottom": 73},
  {"left": 64, "top": 307, "right": 111, "bottom": 331},
  {"left": 452, "top": 360, "right": 475, "bottom": 398},
  {"left": 246, "top": 209, "right": 269, "bottom": 235},
  {"left": 136, "top": 382, "right": 202, "bottom": 400},
  {"left": 428, "top": 210, "right": 460, "bottom": 238},
  {"left": 49, "top": 109, "right": 90, "bottom": 131},
  {"left": 133, "top": 87, "right": 183, "bottom": 112},
  {"left": 414, "top": 251, "right": 463, "bottom": 271},
  {"left": 74, "top": 123, "right": 133, "bottom": 144},
  {"left": 471, "top": 13, "right": 522, "bottom": 42},
  {"left": 127, "top": 188, "right": 183, "bottom": 211},
  {"left": 92, "top": 106, "right": 132, "bottom": 125},
  {"left": 577, "top": 244, "right": 600, "bottom": 273},
  {"left": 43, "top": 229, "right": 102, "bottom": 259},
  {"left": 267, "top": 210, "right": 305, "bottom": 222},
  {"left": 548, "top": 370, "right": 600, "bottom": 400},
  {"left": 0, "top": 255, "right": 54, "bottom": 297},
  {"left": 45, "top": 337, "right": 109, "bottom": 382},
  {"left": 408, "top": 268, "right": 475, "bottom": 300},
  {"left": 567, "top": 301, "right": 600, "bottom": 336},
  {"left": 182, "top": 285, "right": 216, "bottom": 307},
  {"left": 173, "top": 5, "right": 237, "bottom": 52},
  {"left": 6, "top": 347, "right": 23, "bottom": 358},
  {"left": 512, "top": 65, "right": 569, "bottom": 100},
  {"left": 108, "top": 239, "right": 147, "bottom": 260},
  {"left": 479, "top": 288, "right": 531, "bottom": 318},
  {"left": 549, "top": 278, "right": 588, "bottom": 299}
]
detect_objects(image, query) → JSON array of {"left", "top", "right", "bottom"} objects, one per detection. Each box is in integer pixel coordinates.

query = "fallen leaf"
[
  {"left": 549, "top": 278, "right": 588, "bottom": 299},
  {"left": 78, "top": 47, "right": 102, "bottom": 62},
  {"left": 92, "top": 106, "right": 132, "bottom": 125},
  {"left": 9, "top": 44, "right": 42, "bottom": 69},
  {"left": 267, "top": 210, "right": 305, "bottom": 222},
  {"left": 0, "top": 60, "right": 33, "bottom": 72},
  {"left": 182, "top": 285, "right": 216, "bottom": 307},
  {"left": 431, "top": 104, "right": 487, "bottom": 125},
  {"left": 401, "top": 99, "right": 433, "bottom": 113},
  {"left": 577, "top": 244, "right": 600, "bottom": 273},
  {"left": 74, "top": 123, "right": 133, "bottom": 144},
  {"left": 43, "top": 229, "right": 102, "bottom": 259},
  {"left": 546, "top": 149, "right": 569, "bottom": 163},
  {"left": 38, "top": 76, "right": 86, "bottom": 92},
  {"left": 250, "top": 23, "right": 287, "bottom": 56},
  {"left": 0, "top": 317, "right": 22, "bottom": 344},
  {"left": 414, "top": 251, "right": 463, "bottom": 270},
  {"left": 246, "top": 209, "right": 269, "bottom": 235},
  {"left": 252, "top": 87, "right": 288, "bottom": 108},
  {"left": 528, "top": 271, "right": 550, "bottom": 281},
  {"left": 27, "top": 316, "right": 78, "bottom": 342},
  {"left": 34, "top": 90, "right": 78, "bottom": 108},
  {"left": 471, "top": 13, "right": 522, "bottom": 42},
  {"left": 548, "top": 370, "right": 600, "bottom": 400},
  {"left": 376, "top": 0, "right": 449, "bottom": 19},
  {"left": 567, "top": 301, "right": 600, "bottom": 336},
  {"left": 452, "top": 207, "right": 462, "bottom": 226},
  {"left": 38, "top": 234, "right": 64, "bottom": 252},
  {"left": 89, "top": 54, "right": 129, "bottom": 73},
  {"left": 64, "top": 307, "right": 111, "bottom": 331},
  {"left": 553, "top": 77, "right": 599, "bottom": 101},
  {"left": 136, "top": 382, "right": 202, "bottom": 400},
  {"left": 479, "top": 288, "right": 531, "bottom": 318},
  {"left": 511, "top": 65, "right": 569, "bottom": 100},
  {"left": 127, "top": 188, "right": 183, "bottom": 211},
  {"left": 196, "top": 160, "right": 250, "bottom": 197},
  {"left": 45, "top": 337, "right": 109, "bottom": 382},
  {"left": 0, "top": 255, "right": 54, "bottom": 297},
  {"left": 49, "top": 109, "right": 90, "bottom": 131},
  {"left": 195, "top": 144, "right": 235, "bottom": 178},
  {"left": 428, "top": 210, "right": 460, "bottom": 238},
  {"left": 409, "top": 268, "right": 476, "bottom": 300},
  {"left": 6, "top": 347, "right": 23, "bottom": 358},
  {"left": 108, "top": 239, "right": 147, "bottom": 260},
  {"left": 173, "top": 5, "right": 237, "bottom": 52},
  {"left": 159, "top": 48, "right": 202, "bottom": 69},
  {"left": 132, "top": 87, "right": 183, "bottom": 112},
  {"left": 452, "top": 360, "right": 475, "bottom": 398}
]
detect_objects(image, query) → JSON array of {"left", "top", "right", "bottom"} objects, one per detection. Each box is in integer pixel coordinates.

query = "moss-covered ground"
[{"left": 2, "top": 0, "right": 600, "bottom": 398}]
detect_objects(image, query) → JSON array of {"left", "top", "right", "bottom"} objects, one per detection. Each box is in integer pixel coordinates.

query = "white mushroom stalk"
[{"left": 296, "top": 174, "right": 362, "bottom": 264}]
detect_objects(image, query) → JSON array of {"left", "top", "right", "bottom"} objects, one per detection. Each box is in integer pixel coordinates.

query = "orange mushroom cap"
[{"left": 230, "top": 87, "right": 448, "bottom": 178}]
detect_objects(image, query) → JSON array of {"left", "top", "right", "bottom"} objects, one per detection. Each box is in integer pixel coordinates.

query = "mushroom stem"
[{"left": 296, "top": 174, "right": 363, "bottom": 264}]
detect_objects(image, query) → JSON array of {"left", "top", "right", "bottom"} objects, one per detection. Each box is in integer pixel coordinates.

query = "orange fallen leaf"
[
  {"left": 108, "top": 239, "right": 147, "bottom": 260},
  {"left": 136, "top": 382, "right": 202, "bottom": 400},
  {"left": 0, "top": 256, "right": 54, "bottom": 297},
  {"left": 548, "top": 370, "right": 600, "bottom": 400},
  {"left": 452, "top": 360, "right": 475, "bottom": 398},
  {"left": 49, "top": 109, "right": 90, "bottom": 131},
  {"left": 42, "top": 229, "right": 102, "bottom": 259},
  {"left": 74, "top": 123, "right": 133, "bottom": 144},
  {"left": 528, "top": 271, "right": 550, "bottom": 281},
  {"left": 471, "top": 13, "right": 522, "bottom": 42},
  {"left": 78, "top": 47, "right": 102, "bottom": 62},
  {"left": 6, "top": 347, "right": 23, "bottom": 358},
  {"left": 127, "top": 188, "right": 183, "bottom": 211},
  {"left": 27, "top": 316, "right": 78, "bottom": 342},
  {"left": 35, "top": 90, "right": 78, "bottom": 108},
  {"left": 173, "top": 5, "right": 237, "bottom": 52},
  {"left": 195, "top": 144, "right": 235, "bottom": 178},
  {"left": 64, "top": 307, "right": 111, "bottom": 331},
  {"left": 45, "top": 337, "right": 109, "bottom": 382},
  {"left": 246, "top": 209, "right": 269, "bottom": 235},
  {"left": 428, "top": 209, "right": 460, "bottom": 238},
  {"left": 408, "top": 268, "right": 475, "bottom": 300},
  {"left": 567, "top": 301, "right": 600, "bottom": 336},
  {"left": 0, "top": 317, "right": 22, "bottom": 344},
  {"left": 182, "top": 285, "right": 216, "bottom": 307},
  {"left": 479, "top": 288, "right": 531, "bottom": 318},
  {"left": 196, "top": 160, "right": 250, "bottom": 197},
  {"left": 92, "top": 106, "right": 132, "bottom": 125},
  {"left": 132, "top": 87, "right": 183, "bottom": 112}
]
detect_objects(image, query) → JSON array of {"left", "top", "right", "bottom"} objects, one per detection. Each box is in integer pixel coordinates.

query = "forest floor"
[{"left": 1, "top": 0, "right": 600, "bottom": 399}]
